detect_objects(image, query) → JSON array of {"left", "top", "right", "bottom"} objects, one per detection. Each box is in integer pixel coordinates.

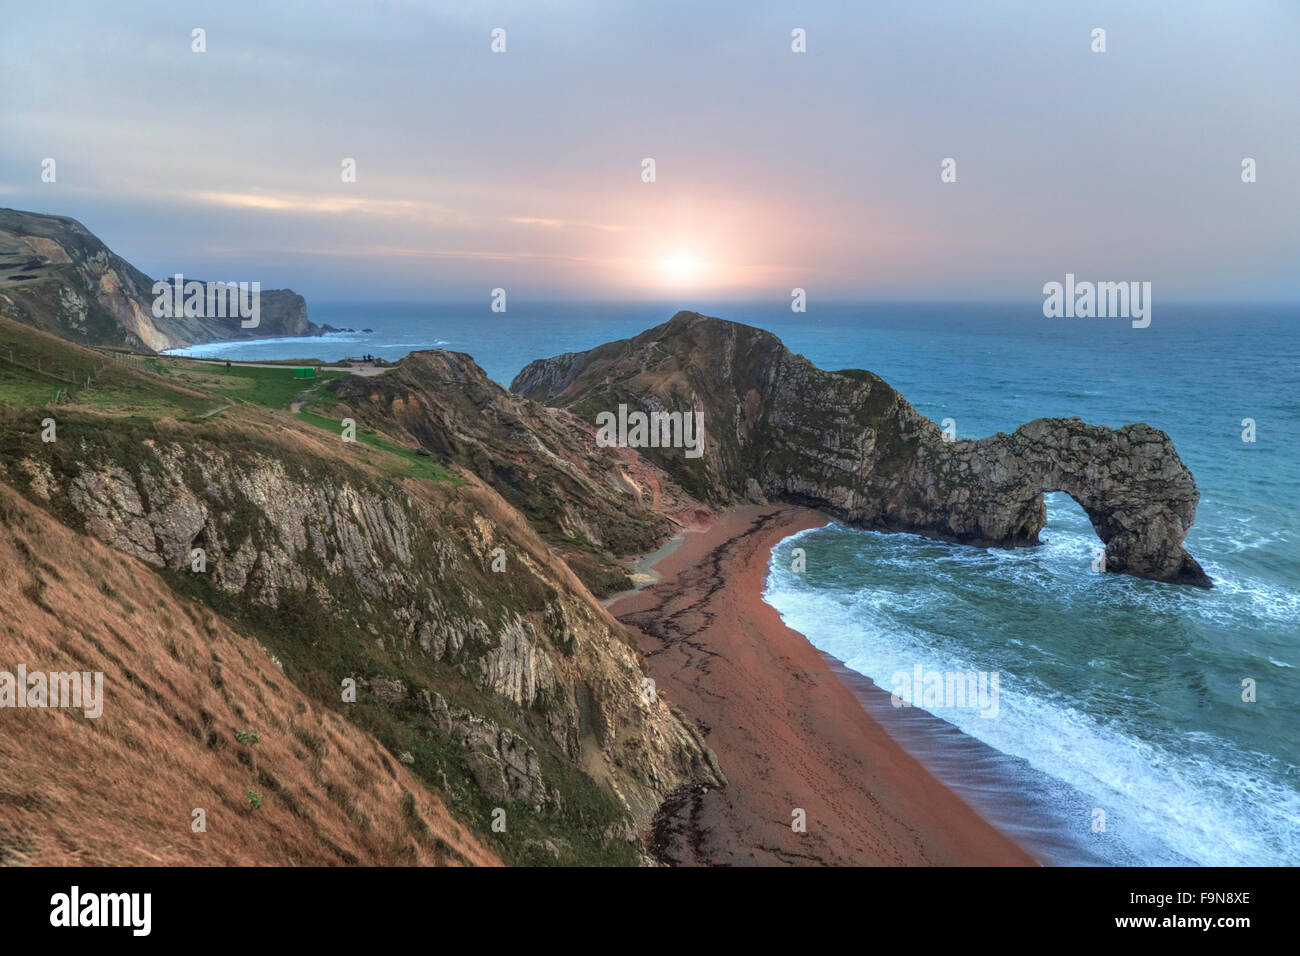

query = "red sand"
[{"left": 611, "top": 504, "right": 1037, "bottom": 866}]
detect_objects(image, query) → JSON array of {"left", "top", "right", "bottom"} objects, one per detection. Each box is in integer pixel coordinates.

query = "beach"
[{"left": 609, "top": 504, "right": 1037, "bottom": 866}]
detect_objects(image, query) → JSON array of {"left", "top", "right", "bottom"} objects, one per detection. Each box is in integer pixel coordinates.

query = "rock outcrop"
[
  {"left": 0, "top": 482, "right": 499, "bottom": 867},
  {"left": 512, "top": 311, "right": 1210, "bottom": 587},
  {"left": 0, "top": 406, "right": 724, "bottom": 856},
  {"left": 327, "top": 348, "right": 712, "bottom": 595},
  {"left": 0, "top": 208, "right": 328, "bottom": 351}
]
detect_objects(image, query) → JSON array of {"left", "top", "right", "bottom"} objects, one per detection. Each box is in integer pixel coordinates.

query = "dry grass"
[{"left": 0, "top": 483, "right": 499, "bottom": 867}]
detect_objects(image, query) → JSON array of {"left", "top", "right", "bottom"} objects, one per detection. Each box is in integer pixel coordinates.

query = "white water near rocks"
[{"left": 765, "top": 496, "right": 1299, "bottom": 866}]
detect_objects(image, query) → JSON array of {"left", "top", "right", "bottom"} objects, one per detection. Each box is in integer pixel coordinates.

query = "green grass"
[
  {"left": 0, "top": 340, "right": 458, "bottom": 483},
  {"left": 0, "top": 319, "right": 239, "bottom": 417},
  {"left": 295, "top": 408, "right": 458, "bottom": 482},
  {"left": 72, "top": 367, "right": 213, "bottom": 418},
  {"left": 0, "top": 364, "right": 66, "bottom": 405},
  {"left": 0, "top": 357, "right": 214, "bottom": 418},
  {"left": 165, "top": 363, "right": 347, "bottom": 409},
  {"left": 0, "top": 316, "right": 105, "bottom": 384}
]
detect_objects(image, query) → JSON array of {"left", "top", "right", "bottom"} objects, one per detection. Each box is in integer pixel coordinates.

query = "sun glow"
[{"left": 658, "top": 255, "right": 704, "bottom": 284}]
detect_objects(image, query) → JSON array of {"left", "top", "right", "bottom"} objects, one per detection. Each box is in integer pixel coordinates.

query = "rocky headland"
[
  {"left": 513, "top": 311, "right": 1210, "bottom": 587},
  {"left": 0, "top": 208, "right": 332, "bottom": 352}
]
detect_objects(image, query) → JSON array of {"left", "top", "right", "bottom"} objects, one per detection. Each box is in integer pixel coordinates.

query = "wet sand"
[{"left": 609, "top": 504, "right": 1037, "bottom": 866}]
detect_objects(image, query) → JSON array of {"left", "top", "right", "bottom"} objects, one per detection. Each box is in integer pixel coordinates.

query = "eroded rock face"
[
  {"left": 906, "top": 419, "right": 1210, "bottom": 586},
  {"left": 4, "top": 427, "right": 723, "bottom": 838},
  {"left": 380, "top": 685, "right": 553, "bottom": 809},
  {"left": 328, "top": 348, "right": 713, "bottom": 597},
  {"left": 512, "top": 311, "right": 1210, "bottom": 587}
]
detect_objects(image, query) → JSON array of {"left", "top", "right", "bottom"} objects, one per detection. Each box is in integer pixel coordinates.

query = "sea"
[{"left": 167, "top": 299, "right": 1299, "bottom": 866}]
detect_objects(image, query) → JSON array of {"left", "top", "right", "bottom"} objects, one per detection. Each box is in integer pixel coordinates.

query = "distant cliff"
[
  {"left": 513, "top": 311, "right": 1211, "bottom": 587},
  {"left": 0, "top": 208, "right": 328, "bottom": 351}
]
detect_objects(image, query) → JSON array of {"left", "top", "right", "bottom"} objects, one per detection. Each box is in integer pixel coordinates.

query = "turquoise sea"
[{"left": 170, "top": 300, "right": 1299, "bottom": 865}]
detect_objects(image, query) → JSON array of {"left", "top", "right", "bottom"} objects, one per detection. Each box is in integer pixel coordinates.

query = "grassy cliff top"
[{"left": 0, "top": 316, "right": 455, "bottom": 483}]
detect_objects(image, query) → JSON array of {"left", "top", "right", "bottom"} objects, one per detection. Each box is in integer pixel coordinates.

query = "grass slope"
[
  {"left": 0, "top": 331, "right": 640, "bottom": 866},
  {"left": 0, "top": 482, "right": 498, "bottom": 867}
]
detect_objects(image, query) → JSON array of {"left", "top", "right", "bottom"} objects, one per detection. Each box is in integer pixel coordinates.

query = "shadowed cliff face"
[
  {"left": 512, "top": 311, "right": 1211, "bottom": 587},
  {"left": 0, "top": 208, "right": 323, "bottom": 351}
]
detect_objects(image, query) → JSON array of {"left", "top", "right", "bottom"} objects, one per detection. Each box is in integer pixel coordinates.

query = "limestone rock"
[
  {"left": 513, "top": 311, "right": 1211, "bottom": 587},
  {"left": 0, "top": 207, "right": 327, "bottom": 351},
  {"left": 17, "top": 425, "right": 724, "bottom": 839}
]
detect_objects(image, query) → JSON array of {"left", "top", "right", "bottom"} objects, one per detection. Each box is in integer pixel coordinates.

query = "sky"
[{"left": 1, "top": 0, "right": 1297, "bottom": 303}]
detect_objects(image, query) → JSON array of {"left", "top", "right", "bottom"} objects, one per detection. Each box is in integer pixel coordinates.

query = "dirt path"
[{"left": 182, "top": 358, "right": 390, "bottom": 377}]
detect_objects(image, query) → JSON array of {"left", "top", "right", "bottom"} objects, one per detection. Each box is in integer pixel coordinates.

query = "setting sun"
[{"left": 658, "top": 255, "right": 704, "bottom": 284}]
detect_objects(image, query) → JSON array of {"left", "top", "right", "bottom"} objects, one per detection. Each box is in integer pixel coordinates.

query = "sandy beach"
[{"left": 610, "top": 504, "right": 1037, "bottom": 866}]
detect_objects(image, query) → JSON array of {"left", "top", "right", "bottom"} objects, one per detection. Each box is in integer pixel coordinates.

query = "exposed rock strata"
[
  {"left": 513, "top": 311, "right": 1210, "bottom": 586},
  {"left": 2, "top": 420, "right": 724, "bottom": 843},
  {"left": 0, "top": 482, "right": 499, "bottom": 866},
  {"left": 328, "top": 349, "right": 712, "bottom": 595}
]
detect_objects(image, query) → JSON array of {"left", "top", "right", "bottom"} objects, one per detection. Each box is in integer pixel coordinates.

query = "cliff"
[
  {"left": 325, "top": 349, "right": 712, "bottom": 596},
  {"left": 0, "top": 208, "right": 327, "bottom": 352},
  {"left": 0, "top": 321, "right": 723, "bottom": 864},
  {"left": 0, "top": 301, "right": 1215, "bottom": 868},
  {"left": 512, "top": 311, "right": 1210, "bottom": 587},
  {"left": 0, "top": 482, "right": 498, "bottom": 866}
]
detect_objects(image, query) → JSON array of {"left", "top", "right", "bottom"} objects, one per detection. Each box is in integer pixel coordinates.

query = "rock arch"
[
  {"left": 897, "top": 418, "right": 1211, "bottom": 587},
  {"left": 511, "top": 312, "right": 1212, "bottom": 588}
]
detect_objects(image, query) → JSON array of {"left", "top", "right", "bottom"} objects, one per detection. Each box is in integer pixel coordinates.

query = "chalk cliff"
[{"left": 0, "top": 208, "right": 327, "bottom": 351}]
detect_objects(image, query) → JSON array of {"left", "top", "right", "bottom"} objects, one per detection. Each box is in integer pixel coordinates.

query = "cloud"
[
  {"left": 507, "top": 217, "right": 627, "bottom": 233},
  {"left": 187, "top": 191, "right": 467, "bottom": 222}
]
